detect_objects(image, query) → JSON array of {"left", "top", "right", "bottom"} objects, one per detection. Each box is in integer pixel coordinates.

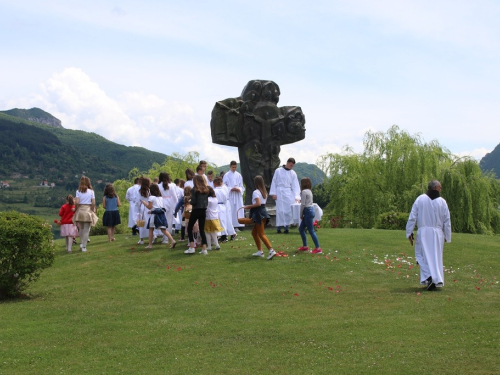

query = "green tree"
[{"left": 319, "top": 126, "right": 500, "bottom": 233}]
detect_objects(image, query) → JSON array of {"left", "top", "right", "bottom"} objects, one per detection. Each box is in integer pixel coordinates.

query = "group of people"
[
  {"left": 58, "top": 160, "right": 452, "bottom": 290},
  {"left": 59, "top": 157, "right": 322, "bottom": 261}
]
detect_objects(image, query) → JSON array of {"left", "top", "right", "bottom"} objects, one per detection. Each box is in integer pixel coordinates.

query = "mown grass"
[{"left": 1, "top": 228, "right": 499, "bottom": 374}]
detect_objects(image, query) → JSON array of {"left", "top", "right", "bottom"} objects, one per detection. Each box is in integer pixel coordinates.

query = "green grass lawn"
[{"left": 1, "top": 228, "right": 499, "bottom": 374}]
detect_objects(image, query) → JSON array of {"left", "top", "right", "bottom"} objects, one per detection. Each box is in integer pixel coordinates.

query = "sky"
[{"left": 1, "top": 0, "right": 500, "bottom": 167}]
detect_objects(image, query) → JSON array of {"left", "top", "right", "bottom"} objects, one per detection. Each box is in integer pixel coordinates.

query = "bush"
[
  {"left": 375, "top": 211, "right": 409, "bottom": 230},
  {"left": 0, "top": 211, "right": 55, "bottom": 299}
]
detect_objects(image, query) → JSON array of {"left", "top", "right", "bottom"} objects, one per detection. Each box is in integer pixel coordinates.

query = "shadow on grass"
[
  {"left": 390, "top": 287, "right": 443, "bottom": 294},
  {"left": 226, "top": 255, "right": 267, "bottom": 263}
]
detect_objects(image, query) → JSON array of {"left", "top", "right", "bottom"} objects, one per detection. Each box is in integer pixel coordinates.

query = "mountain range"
[
  {"left": 0, "top": 108, "right": 173, "bottom": 182},
  {"left": 0, "top": 108, "right": 327, "bottom": 184}
]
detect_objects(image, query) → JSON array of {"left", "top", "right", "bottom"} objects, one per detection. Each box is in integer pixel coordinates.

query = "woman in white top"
[
  {"left": 297, "top": 177, "right": 321, "bottom": 254},
  {"left": 243, "top": 175, "right": 276, "bottom": 260},
  {"left": 74, "top": 176, "right": 98, "bottom": 252}
]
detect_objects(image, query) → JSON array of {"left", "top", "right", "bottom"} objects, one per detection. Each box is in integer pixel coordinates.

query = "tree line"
[{"left": 317, "top": 126, "right": 500, "bottom": 234}]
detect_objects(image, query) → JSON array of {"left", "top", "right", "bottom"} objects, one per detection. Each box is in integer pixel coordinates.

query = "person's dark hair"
[
  {"left": 230, "top": 160, "right": 237, "bottom": 166},
  {"left": 134, "top": 177, "right": 140, "bottom": 184},
  {"left": 159, "top": 172, "right": 171, "bottom": 190},
  {"left": 193, "top": 175, "right": 209, "bottom": 194},
  {"left": 300, "top": 177, "right": 312, "bottom": 191},
  {"left": 208, "top": 186, "right": 216, "bottom": 198},
  {"left": 179, "top": 179, "right": 185, "bottom": 188},
  {"left": 207, "top": 170, "right": 213, "bottom": 176},
  {"left": 199, "top": 160, "right": 207, "bottom": 166},
  {"left": 287, "top": 157, "right": 296, "bottom": 164},
  {"left": 103, "top": 183, "right": 117, "bottom": 198},
  {"left": 185, "top": 168, "right": 195, "bottom": 181},
  {"left": 174, "top": 178, "right": 179, "bottom": 185},
  {"left": 196, "top": 165, "right": 203, "bottom": 173},
  {"left": 184, "top": 185, "right": 192, "bottom": 197},
  {"left": 66, "top": 194, "right": 75, "bottom": 206},
  {"left": 213, "top": 177, "right": 223, "bottom": 186},
  {"left": 254, "top": 175, "right": 267, "bottom": 199},
  {"left": 149, "top": 183, "right": 161, "bottom": 197},
  {"left": 140, "top": 178, "right": 151, "bottom": 198}
]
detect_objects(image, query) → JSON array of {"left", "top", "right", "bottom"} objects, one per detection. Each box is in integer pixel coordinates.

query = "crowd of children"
[{"left": 58, "top": 159, "right": 322, "bottom": 258}]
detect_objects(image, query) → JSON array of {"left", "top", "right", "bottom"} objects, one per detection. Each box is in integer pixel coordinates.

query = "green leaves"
[
  {"left": 0, "top": 211, "right": 55, "bottom": 299},
  {"left": 319, "top": 126, "right": 500, "bottom": 233}
]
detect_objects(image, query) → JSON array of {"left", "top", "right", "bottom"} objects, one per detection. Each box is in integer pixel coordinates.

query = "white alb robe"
[
  {"left": 269, "top": 167, "right": 301, "bottom": 227},
  {"left": 223, "top": 170, "right": 245, "bottom": 227},
  {"left": 174, "top": 185, "right": 184, "bottom": 230},
  {"left": 221, "top": 185, "right": 235, "bottom": 236},
  {"left": 406, "top": 194, "right": 451, "bottom": 286},
  {"left": 125, "top": 184, "right": 141, "bottom": 228},
  {"left": 214, "top": 186, "right": 228, "bottom": 234},
  {"left": 159, "top": 183, "right": 178, "bottom": 235}
]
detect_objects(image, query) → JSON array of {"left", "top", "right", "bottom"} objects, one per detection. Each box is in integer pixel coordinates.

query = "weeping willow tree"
[{"left": 318, "top": 126, "right": 500, "bottom": 233}]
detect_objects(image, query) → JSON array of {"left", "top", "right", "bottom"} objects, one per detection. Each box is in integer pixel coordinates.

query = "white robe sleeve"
[
  {"left": 406, "top": 199, "right": 419, "bottom": 239},
  {"left": 292, "top": 171, "right": 300, "bottom": 200}
]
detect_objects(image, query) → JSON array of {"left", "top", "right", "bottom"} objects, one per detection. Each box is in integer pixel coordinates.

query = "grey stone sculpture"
[{"left": 211, "top": 80, "right": 306, "bottom": 204}]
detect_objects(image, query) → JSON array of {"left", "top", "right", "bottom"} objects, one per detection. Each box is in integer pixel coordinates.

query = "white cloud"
[
  {"left": 1, "top": 67, "right": 239, "bottom": 167},
  {"left": 455, "top": 147, "right": 490, "bottom": 161}
]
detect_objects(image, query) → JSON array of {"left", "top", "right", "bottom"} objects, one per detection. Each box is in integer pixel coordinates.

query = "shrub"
[
  {"left": 0, "top": 211, "right": 55, "bottom": 299},
  {"left": 375, "top": 211, "right": 410, "bottom": 230}
]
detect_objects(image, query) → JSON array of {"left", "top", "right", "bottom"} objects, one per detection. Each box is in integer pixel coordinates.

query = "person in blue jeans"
[{"left": 297, "top": 177, "right": 322, "bottom": 254}]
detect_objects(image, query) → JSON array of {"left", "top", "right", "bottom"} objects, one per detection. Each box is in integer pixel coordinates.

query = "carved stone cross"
[{"left": 211, "top": 80, "right": 306, "bottom": 204}]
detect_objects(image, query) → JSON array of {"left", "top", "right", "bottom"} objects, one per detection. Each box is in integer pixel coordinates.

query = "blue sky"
[{"left": 1, "top": 0, "right": 499, "bottom": 167}]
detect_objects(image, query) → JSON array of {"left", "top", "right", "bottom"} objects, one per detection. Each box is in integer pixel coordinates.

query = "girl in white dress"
[{"left": 141, "top": 183, "right": 177, "bottom": 249}]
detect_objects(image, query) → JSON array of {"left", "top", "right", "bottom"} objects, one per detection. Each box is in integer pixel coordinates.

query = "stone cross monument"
[{"left": 210, "top": 80, "right": 306, "bottom": 204}]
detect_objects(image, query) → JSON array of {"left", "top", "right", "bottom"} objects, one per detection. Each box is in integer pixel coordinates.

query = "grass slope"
[{"left": 1, "top": 229, "right": 499, "bottom": 374}]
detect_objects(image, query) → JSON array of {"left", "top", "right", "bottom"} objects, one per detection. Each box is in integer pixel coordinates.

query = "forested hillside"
[
  {"left": 480, "top": 142, "right": 500, "bottom": 178},
  {"left": 0, "top": 113, "right": 169, "bottom": 181},
  {"left": 0, "top": 107, "right": 62, "bottom": 128}
]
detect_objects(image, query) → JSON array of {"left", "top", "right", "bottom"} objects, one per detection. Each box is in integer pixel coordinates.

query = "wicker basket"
[
  {"left": 237, "top": 207, "right": 253, "bottom": 225},
  {"left": 136, "top": 219, "right": 146, "bottom": 228}
]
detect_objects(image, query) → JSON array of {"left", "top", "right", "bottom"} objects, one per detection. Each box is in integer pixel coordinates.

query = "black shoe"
[
  {"left": 276, "top": 230, "right": 282, "bottom": 234},
  {"left": 426, "top": 281, "right": 437, "bottom": 291},
  {"left": 284, "top": 229, "right": 289, "bottom": 234},
  {"left": 220, "top": 235, "right": 227, "bottom": 242},
  {"left": 230, "top": 234, "right": 237, "bottom": 241}
]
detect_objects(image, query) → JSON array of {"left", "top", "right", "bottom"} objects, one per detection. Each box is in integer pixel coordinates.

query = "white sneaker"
[
  {"left": 267, "top": 249, "right": 276, "bottom": 260},
  {"left": 253, "top": 250, "right": 264, "bottom": 257},
  {"left": 162, "top": 237, "right": 169, "bottom": 244},
  {"left": 200, "top": 249, "right": 208, "bottom": 255},
  {"left": 184, "top": 248, "right": 195, "bottom": 254},
  {"left": 137, "top": 240, "right": 144, "bottom": 245},
  {"left": 207, "top": 247, "right": 213, "bottom": 251},
  {"left": 81, "top": 247, "right": 87, "bottom": 252},
  {"left": 80, "top": 244, "right": 83, "bottom": 249}
]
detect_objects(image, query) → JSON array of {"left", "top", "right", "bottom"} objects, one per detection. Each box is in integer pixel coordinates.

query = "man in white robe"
[
  {"left": 223, "top": 161, "right": 245, "bottom": 230},
  {"left": 270, "top": 157, "right": 301, "bottom": 234},
  {"left": 406, "top": 180, "right": 451, "bottom": 290},
  {"left": 125, "top": 178, "right": 141, "bottom": 235}
]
